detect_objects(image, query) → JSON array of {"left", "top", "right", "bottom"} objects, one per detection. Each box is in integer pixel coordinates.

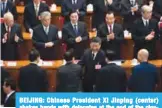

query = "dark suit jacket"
[
  {"left": 79, "top": 49, "right": 106, "bottom": 85},
  {"left": 55, "top": 0, "right": 63, "bottom": 6},
  {"left": 1, "top": 0, "right": 18, "bottom": 20},
  {"left": 1, "top": 68, "right": 10, "bottom": 105},
  {"left": 132, "top": 18, "right": 159, "bottom": 59},
  {"left": 96, "top": 63, "right": 127, "bottom": 92},
  {"left": 56, "top": 62, "right": 82, "bottom": 92},
  {"left": 92, "top": 0, "right": 121, "bottom": 29},
  {"left": 18, "top": 63, "right": 48, "bottom": 92},
  {"left": 20, "top": 0, "right": 33, "bottom": 5},
  {"left": 24, "top": 2, "right": 49, "bottom": 32},
  {"left": 62, "top": 21, "right": 89, "bottom": 59},
  {"left": 61, "top": 0, "right": 86, "bottom": 23},
  {"left": 153, "top": 0, "right": 162, "bottom": 20},
  {"left": 128, "top": 62, "right": 159, "bottom": 92},
  {"left": 4, "top": 92, "right": 15, "bottom": 107},
  {"left": 32, "top": 24, "right": 59, "bottom": 60},
  {"left": 1, "top": 23, "right": 23, "bottom": 60},
  {"left": 97, "top": 23, "right": 124, "bottom": 59},
  {"left": 120, "top": 0, "right": 142, "bottom": 30}
]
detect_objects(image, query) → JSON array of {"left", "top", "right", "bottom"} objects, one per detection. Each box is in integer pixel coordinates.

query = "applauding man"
[
  {"left": 132, "top": 5, "right": 159, "bottom": 59},
  {"left": 1, "top": 12, "right": 23, "bottom": 60}
]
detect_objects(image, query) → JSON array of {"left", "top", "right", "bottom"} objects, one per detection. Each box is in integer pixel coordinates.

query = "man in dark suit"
[
  {"left": 3, "top": 77, "right": 16, "bottom": 107},
  {"left": 19, "top": 0, "right": 33, "bottom": 5},
  {"left": 32, "top": 11, "right": 59, "bottom": 60},
  {"left": 1, "top": 12, "right": 23, "bottom": 60},
  {"left": 24, "top": 0, "right": 49, "bottom": 32},
  {"left": 128, "top": 49, "right": 159, "bottom": 92},
  {"left": 1, "top": 68, "right": 10, "bottom": 105},
  {"left": 62, "top": 11, "right": 89, "bottom": 59},
  {"left": 96, "top": 52, "right": 127, "bottom": 92},
  {"left": 97, "top": 12, "right": 124, "bottom": 60},
  {"left": 132, "top": 5, "right": 159, "bottom": 60},
  {"left": 0, "top": 0, "right": 17, "bottom": 20},
  {"left": 18, "top": 48, "right": 48, "bottom": 92},
  {"left": 153, "top": 0, "right": 162, "bottom": 21},
  {"left": 120, "top": 0, "right": 142, "bottom": 31},
  {"left": 61, "top": 0, "right": 86, "bottom": 23},
  {"left": 78, "top": 37, "right": 106, "bottom": 92},
  {"left": 56, "top": 51, "right": 82, "bottom": 92},
  {"left": 92, "top": 0, "right": 121, "bottom": 31}
]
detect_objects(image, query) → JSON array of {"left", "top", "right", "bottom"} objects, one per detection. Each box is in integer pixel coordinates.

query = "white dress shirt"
[
  {"left": 72, "top": 0, "right": 77, "bottom": 4},
  {"left": 5, "top": 23, "right": 11, "bottom": 32},
  {"left": 142, "top": 17, "right": 149, "bottom": 26},
  {"left": 5, "top": 91, "right": 15, "bottom": 102},
  {"left": 107, "top": 23, "right": 114, "bottom": 33},
  {"left": 92, "top": 52, "right": 97, "bottom": 60},
  {"left": 34, "top": 3, "right": 40, "bottom": 16}
]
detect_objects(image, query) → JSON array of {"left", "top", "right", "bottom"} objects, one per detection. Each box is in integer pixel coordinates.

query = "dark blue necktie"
[{"left": 74, "top": 25, "right": 78, "bottom": 35}]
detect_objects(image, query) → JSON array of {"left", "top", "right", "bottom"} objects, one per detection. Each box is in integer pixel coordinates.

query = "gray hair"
[
  {"left": 3, "top": 12, "right": 14, "bottom": 20},
  {"left": 40, "top": 11, "right": 51, "bottom": 19}
]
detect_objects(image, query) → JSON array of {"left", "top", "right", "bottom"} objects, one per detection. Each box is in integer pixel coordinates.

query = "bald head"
[{"left": 137, "top": 49, "right": 149, "bottom": 62}]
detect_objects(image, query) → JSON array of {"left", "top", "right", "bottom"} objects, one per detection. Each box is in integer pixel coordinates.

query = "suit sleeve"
[
  {"left": 62, "top": 27, "right": 76, "bottom": 44},
  {"left": 81, "top": 23, "right": 89, "bottom": 41},
  {"left": 153, "top": 0, "right": 161, "bottom": 19},
  {"left": 61, "top": 2, "right": 70, "bottom": 17},
  {"left": 79, "top": 1, "right": 86, "bottom": 17},
  {"left": 12, "top": 4, "right": 18, "bottom": 20},
  {"left": 16, "top": 25, "right": 23, "bottom": 43},
  {"left": 78, "top": 51, "right": 86, "bottom": 66},
  {"left": 97, "top": 25, "right": 107, "bottom": 41},
  {"left": 128, "top": 67, "right": 136, "bottom": 91},
  {"left": 52, "top": 27, "right": 59, "bottom": 45},
  {"left": 32, "top": 30, "right": 46, "bottom": 48},
  {"left": 24, "top": 7, "right": 31, "bottom": 32},
  {"left": 18, "top": 68, "right": 24, "bottom": 91},
  {"left": 114, "top": 25, "right": 124, "bottom": 42},
  {"left": 132, "top": 20, "right": 146, "bottom": 42}
]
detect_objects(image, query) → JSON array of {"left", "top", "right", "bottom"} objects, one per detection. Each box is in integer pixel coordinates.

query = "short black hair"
[
  {"left": 106, "top": 11, "right": 114, "bottom": 16},
  {"left": 63, "top": 50, "right": 74, "bottom": 61},
  {"left": 105, "top": 50, "right": 116, "bottom": 61},
  {"left": 69, "top": 10, "right": 78, "bottom": 16},
  {"left": 91, "top": 37, "right": 102, "bottom": 45},
  {"left": 29, "top": 48, "right": 40, "bottom": 62},
  {"left": 4, "top": 77, "right": 16, "bottom": 90}
]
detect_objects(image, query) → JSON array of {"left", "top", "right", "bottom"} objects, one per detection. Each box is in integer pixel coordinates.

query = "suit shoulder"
[
  {"left": 83, "top": 49, "right": 91, "bottom": 55},
  {"left": 33, "top": 24, "right": 42, "bottom": 30},
  {"left": 51, "top": 25, "right": 58, "bottom": 29},
  {"left": 99, "top": 23, "right": 106, "bottom": 29},
  {"left": 14, "top": 23, "right": 21, "bottom": 28},
  {"left": 99, "top": 49, "right": 105, "bottom": 55},
  {"left": 41, "top": 2, "right": 48, "bottom": 7}
]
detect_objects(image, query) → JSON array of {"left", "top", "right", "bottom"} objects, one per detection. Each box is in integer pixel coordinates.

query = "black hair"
[
  {"left": 91, "top": 37, "right": 102, "bottom": 45},
  {"left": 63, "top": 49, "right": 74, "bottom": 61},
  {"left": 29, "top": 48, "right": 40, "bottom": 62},
  {"left": 4, "top": 77, "right": 16, "bottom": 90}
]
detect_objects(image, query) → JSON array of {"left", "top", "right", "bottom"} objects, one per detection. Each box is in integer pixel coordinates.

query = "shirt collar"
[
  {"left": 34, "top": 3, "right": 40, "bottom": 7},
  {"left": 43, "top": 25, "right": 49, "bottom": 30},
  {"left": 7, "top": 90, "right": 15, "bottom": 99},
  {"left": 71, "top": 22, "right": 78, "bottom": 27},
  {"left": 142, "top": 17, "right": 149, "bottom": 22}
]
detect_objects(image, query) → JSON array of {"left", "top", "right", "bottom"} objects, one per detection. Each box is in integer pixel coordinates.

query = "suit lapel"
[
  {"left": 47, "top": 26, "right": 52, "bottom": 41},
  {"left": 30, "top": 4, "right": 37, "bottom": 18}
]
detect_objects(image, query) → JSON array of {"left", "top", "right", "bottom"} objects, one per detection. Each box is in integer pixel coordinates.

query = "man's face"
[
  {"left": 3, "top": 82, "right": 9, "bottom": 94},
  {"left": 90, "top": 42, "right": 101, "bottom": 52},
  {"left": 42, "top": 16, "right": 51, "bottom": 27},
  {"left": 105, "top": 13, "right": 115, "bottom": 25},
  {"left": 142, "top": 11, "right": 152, "bottom": 20},
  {"left": 70, "top": 13, "right": 78, "bottom": 24},
  {"left": 5, "top": 18, "right": 14, "bottom": 27}
]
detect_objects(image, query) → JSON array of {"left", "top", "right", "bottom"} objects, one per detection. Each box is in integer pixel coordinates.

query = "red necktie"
[{"left": 109, "top": 25, "right": 112, "bottom": 33}]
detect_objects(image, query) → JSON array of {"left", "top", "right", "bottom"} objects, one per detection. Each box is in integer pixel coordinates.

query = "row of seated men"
[
  {"left": 1, "top": 0, "right": 162, "bottom": 31},
  {"left": 1, "top": 5, "right": 162, "bottom": 61},
  {"left": 1, "top": 38, "right": 160, "bottom": 107}
]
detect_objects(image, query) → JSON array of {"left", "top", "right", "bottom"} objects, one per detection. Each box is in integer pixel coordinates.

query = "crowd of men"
[{"left": 1, "top": 0, "right": 162, "bottom": 107}]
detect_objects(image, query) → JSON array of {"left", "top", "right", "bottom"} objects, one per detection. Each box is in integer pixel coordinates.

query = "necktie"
[
  {"left": 109, "top": 25, "right": 112, "bottom": 33},
  {"left": 146, "top": 20, "right": 149, "bottom": 27},
  {"left": 92, "top": 53, "right": 95, "bottom": 60},
  {"left": 74, "top": 25, "right": 78, "bottom": 35},
  {"left": 45, "top": 27, "right": 48, "bottom": 35}
]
